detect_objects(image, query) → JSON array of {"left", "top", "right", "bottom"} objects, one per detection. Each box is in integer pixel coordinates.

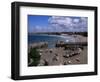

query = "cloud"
[
  {"left": 32, "top": 25, "right": 53, "bottom": 33},
  {"left": 48, "top": 16, "right": 72, "bottom": 27},
  {"left": 73, "top": 18, "right": 80, "bottom": 23},
  {"left": 31, "top": 16, "right": 87, "bottom": 33},
  {"left": 48, "top": 16, "right": 87, "bottom": 32}
]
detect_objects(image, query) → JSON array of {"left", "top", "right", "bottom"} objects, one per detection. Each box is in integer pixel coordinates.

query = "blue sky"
[{"left": 28, "top": 15, "right": 88, "bottom": 33}]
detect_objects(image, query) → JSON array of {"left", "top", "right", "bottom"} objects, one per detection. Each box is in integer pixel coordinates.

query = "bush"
[{"left": 28, "top": 48, "right": 40, "bottom": 66}]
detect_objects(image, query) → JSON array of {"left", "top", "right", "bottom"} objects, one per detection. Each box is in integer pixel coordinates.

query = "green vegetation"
[{"left": 28, "top": 48, "right": 40, "bottom": 66}]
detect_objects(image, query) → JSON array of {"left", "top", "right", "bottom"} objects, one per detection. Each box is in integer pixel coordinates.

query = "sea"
[{"left": 28, "top": 34, "right": 75, "bottom": 48}]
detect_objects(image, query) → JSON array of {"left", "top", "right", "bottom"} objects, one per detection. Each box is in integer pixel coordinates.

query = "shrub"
[{"left": 28, "top": 48, "right": 40, "bottom": 66}]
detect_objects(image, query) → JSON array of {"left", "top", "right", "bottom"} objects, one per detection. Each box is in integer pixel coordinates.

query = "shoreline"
[{"left": 29, "top": 33, "right": 87, "bottom": 44}]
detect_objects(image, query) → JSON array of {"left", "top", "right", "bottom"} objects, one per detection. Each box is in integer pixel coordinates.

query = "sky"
[{"left": 28, "top": 15, "right": 88, "bottom": 33}]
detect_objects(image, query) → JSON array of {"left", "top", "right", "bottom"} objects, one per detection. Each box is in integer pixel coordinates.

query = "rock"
[
  {"left": 63, "top": 54, "right": 70, "bottom": 58},
  {"left": 38, "top": 60, "right": 45, "bottom": 66},
  {"left": 75, "top": 58, "right": 80, "bottom": 62},
  {"left": 39, "top": 53, "right": 42, "bottom": 56},
  {"left": 69, "top": 54, "right": 73, "bottom": 57},
  {"left": 28, "top": 58, "right": 33, "bottom": 65},
  {"left": 55, "top": 53, "right": 58, "bottom": 56},
  {"left": 63, "top": 62, "right": 67, "bottom": 65},
  {"left": 66, "top": 54, "right": 70, "bottom": 58},
  {"left": 78, "top": 48, "right": 82, "bottom": 53},
  {"left": 44, "top": 59, "right": 49, "bottom": 66},
  {"left": 53, "top": 56, "right": 59, "bottom": 61},
  {"left": 50, "top": 50, "right": 52, "bottom": 53},
  {"left": 67, "top": 60, "right": 72, "bottom": 64},
  {"left": 63, "top": 55, "right": 67, "bottom": 58},
  {"left": 56, "top": 57, "right": 59, "bottom": 60},
  {"left": 71, "top": 52, "right": 79, "bottom": 56},
  {"left": 59, "top": 63, "right": 62, "bottom": 65}
]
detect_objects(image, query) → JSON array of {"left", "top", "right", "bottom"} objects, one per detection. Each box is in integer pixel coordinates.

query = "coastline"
[
  {"left": 29, "top": 33, "right": 87, "bottom": 43},
  {"left": 28, "top": 33, "right": 88, "bottom": 66}
]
